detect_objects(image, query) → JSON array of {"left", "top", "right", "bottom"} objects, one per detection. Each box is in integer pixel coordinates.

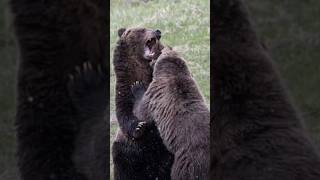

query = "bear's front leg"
[
  {"left": 131, "top": 81, "right": 146, "bottom": 101},
  {"left": 130, "top": 81, "right": 148, "bottom": 140}
]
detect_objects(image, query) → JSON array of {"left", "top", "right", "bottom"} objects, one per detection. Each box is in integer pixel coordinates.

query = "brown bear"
[
  {"left": 112, "top": 27, "right": 174, "bottom": 180},
  {"left": 212, "top": 0, "right": 320, "bottom": 179},
  {"left": 131, "top": 48, "right": 210, "bottom": 180},
  {"left": 11, "top": 0, "right": 108, "bottom": 179}
]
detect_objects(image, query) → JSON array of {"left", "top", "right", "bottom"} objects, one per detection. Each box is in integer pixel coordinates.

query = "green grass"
[{"left": 110, "top": 0, "right": 210, "bottom": 178}]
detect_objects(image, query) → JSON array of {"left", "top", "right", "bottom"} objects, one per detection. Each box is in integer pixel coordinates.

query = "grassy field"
[{"left": 110, "top": 0, "right": 210, "bottom": 178}]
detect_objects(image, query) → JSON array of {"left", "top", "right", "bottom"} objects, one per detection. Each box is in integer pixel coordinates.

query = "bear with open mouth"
[
  {"left": 112, "top": 27, "right": 174, "bottom": 180},
  {"left": 131, "top": 47, "right": 210, "bottom": 180}
]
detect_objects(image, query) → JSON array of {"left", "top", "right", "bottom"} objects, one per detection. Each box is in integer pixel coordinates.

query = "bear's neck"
[{"left": 128, "top": 56, "right": 153, "bottom": 85}]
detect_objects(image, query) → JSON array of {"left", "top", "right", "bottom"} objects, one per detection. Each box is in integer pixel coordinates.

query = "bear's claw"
[{"left": 131, "top": 81, "right": 146, "bottom": 100}]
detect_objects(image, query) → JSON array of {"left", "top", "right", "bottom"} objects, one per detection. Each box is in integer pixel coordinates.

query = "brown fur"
[
  {"left": 212, "top": 0, "right": 320, "bottom": 179},
  {"left": 133, "top": 48, "right": 210, "bottom": 180},
  {"left": 113, "top": 27, "right": 164, "bottom": 138},
  {"left": 112, "top": 28, "right": 173, "bottom": 180},
  {"left": 11, "top": 0, "right": 108, "bottom": 179}
]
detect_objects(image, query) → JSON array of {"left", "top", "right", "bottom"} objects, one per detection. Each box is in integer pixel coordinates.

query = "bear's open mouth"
[{"left": 144, "top": 37, "right": 157, "bottom": 60}]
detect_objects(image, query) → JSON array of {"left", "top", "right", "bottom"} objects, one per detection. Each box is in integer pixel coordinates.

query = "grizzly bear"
[
  {"left": 212, "top": 0, "right": 320, "bottom": 179},
  {"left": 112, "top": 27, "right": 173, "bottom": 179},
  {"left": 11, "top": 0, "right": 108, "bottom": 179},
  {"left": 131, "top": 48, "right": 210, "bottom": 180}
]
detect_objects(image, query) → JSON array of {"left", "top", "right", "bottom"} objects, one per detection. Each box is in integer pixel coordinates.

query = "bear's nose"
[{"left": 155, "top": 29, "right": 161, "bottom": 40}]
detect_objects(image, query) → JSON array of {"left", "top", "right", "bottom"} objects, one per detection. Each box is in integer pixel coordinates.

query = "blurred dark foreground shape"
[
  {"left": 10, "top": 0, "right": 108, "bottom": 179},
  {"left": 212, "top": 0, "right": 320, "bottom": 179}
]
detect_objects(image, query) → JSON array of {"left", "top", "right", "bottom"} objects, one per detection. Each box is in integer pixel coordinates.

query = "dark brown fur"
[
  {"left": 113, "top": 27, "right": 163, "bottom": 138},
  {"left": 112, "top": 28, "right": 173, "bottom": 180},
  {"left": 212, "top": 0, "right": 320, "bottom": 179},
  {"left": 132, "top": 48, "right": 210, "bottom": 180},
  {"left": 11, "top": 0, "right": 108, "bottom": 179}
]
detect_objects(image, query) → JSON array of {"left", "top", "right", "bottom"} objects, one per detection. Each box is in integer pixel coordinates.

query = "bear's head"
[
  {"left": 153, "top": 47, "right": 191, "bottom": 78},
  {"left": 117, "top": 27, "right": 163, "bottom": 63}
]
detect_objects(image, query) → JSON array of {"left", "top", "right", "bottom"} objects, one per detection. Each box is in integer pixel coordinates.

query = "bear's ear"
[
  {"left": 155, "top": 29, "right": 161, "bottom": 40},
  {"left": 118, "top": 28, "right": 126, "bottom": 37}
]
